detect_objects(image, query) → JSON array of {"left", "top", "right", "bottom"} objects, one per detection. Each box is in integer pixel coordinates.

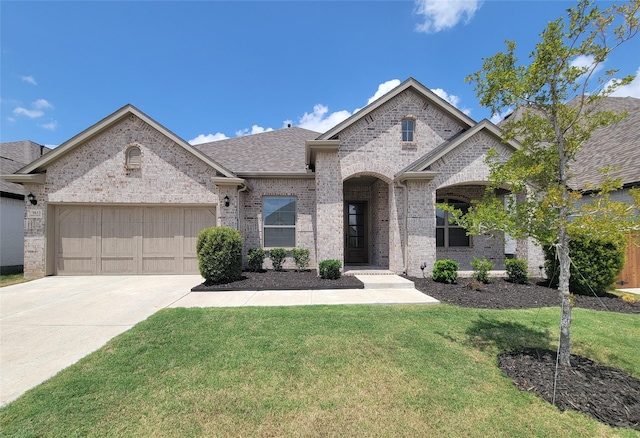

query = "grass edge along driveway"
[{"left": 1, "top": 304, "right": 638, "bottom": 437}]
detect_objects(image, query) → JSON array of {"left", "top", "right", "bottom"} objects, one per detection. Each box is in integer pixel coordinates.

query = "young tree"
[{"left": 457, "top": 0, "right": 639, "bottom": 366}]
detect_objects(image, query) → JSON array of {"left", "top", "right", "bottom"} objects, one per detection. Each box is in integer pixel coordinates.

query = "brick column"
[{"left": 315, "top": 151, "right": 343, "bottom": 265}]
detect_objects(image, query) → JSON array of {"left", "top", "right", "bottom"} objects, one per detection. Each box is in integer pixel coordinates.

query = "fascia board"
[
  {"left": 18, "top": 104, "right": 238, "bottom": 179},
  {"left": 395, "top": 171, "right": 438, "bottom": 183},
  {"left": 237, "top": 172, "right": 315, "bottom": 179},
  {"left": 306, "top": 140, "right": 340, "bottom": 167},
  {"left": 211, "top": 177, "right": 253, "bottom": 191},
  {"left": 317, "top": 78, "right": 476, "bottom": 141},
  {"left": 1, "top": 173, "right": 46, "bottom": 184}
]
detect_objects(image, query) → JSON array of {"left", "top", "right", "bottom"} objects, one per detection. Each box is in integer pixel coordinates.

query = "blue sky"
[{"left": 2, "top": 0, "right": 639, "bottom": 148}]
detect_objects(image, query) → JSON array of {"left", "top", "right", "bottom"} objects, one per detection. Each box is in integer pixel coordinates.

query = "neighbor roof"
[
  {"left": 195, "top": 126, "right": 321, "bottom": 174},
  {"left": 0, "top": 141, "right": 50, "bottom": 196},
  {"left": 570, "top": 97, "right": 640, "bottom": 190}
]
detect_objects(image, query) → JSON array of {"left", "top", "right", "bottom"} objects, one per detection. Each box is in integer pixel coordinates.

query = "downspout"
[
  {"left": 237, "top": 182, "right": 249, "bottom": 233},
  {"left": 394, "top": 179, "right": 409, "bottom": 275}
]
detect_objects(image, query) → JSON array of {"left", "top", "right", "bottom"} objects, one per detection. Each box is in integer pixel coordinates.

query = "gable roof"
[
  {"left": 397, "top": 119, "right": 521, "bottom": 178},
  {"left": 0, "top": 141, "right": 50, "bottom": 196},
  {"left": 14, "top": 105, "right": 237, "bottom": 179},
  {"left": 195, "top": 126, "right": 321, "bottom": 174},
  {"left": 317, "top": 77, "right": 476, "bottom": 141}
]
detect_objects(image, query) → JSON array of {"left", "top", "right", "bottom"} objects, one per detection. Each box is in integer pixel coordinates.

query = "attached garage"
[{"left": 55, "top": 205, "right": 216, "bottom": 275}]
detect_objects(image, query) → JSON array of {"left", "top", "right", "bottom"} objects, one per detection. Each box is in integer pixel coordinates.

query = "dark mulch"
[
  {"left": 499, "top": 349, "right": 640, "bottom": 431},
  {"left": 409, "top": 276, "right": 640, "bottom": 314},
  {"left": 192, "top": 270, "right": 364, "bottom": 292}
]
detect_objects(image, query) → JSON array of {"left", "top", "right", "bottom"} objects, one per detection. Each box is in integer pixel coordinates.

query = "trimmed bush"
[
  {"left": 291, "top": 248, "right": 311, "bottom": 271},
  {"left": 319, "top": 259, "right": 342, "bottom": 280},
  {"left": 471, "top": 257, "right": 494, "bottom": 284},
  {"left": 269, "top": 248, "right": 287, "bottom": 271},
  {"left": 432, "top": 259, "right": 459, "bottom": 284},
  {"left": 505, "top": 258, "right": 530, "bottom": 284},
  {"left": 247, "top": 248, "right": 266, "bottom": 272},
  {"left": 543, "top": 236, "right": 625, "bottom": 296},
  {"left": 196, "top": 226, "right": 243, "bottom": 284}
]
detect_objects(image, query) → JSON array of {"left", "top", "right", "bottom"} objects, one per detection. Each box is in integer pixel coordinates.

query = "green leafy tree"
[{"left": 455, "top": 0, "right": 639, "bottom": 366}]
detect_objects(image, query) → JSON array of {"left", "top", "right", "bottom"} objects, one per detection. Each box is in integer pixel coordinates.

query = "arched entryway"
[{"left": 343, "top": 174, "right": 391, "bottom": 269}]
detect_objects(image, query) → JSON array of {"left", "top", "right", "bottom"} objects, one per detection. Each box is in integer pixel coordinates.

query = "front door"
[{"left": 345, "top": 202, "right": 368, "bottom": 264}]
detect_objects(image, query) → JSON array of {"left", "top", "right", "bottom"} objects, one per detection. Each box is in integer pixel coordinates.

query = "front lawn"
[{"left": 1, "top": 305, "right": 638, "bottom": 437}]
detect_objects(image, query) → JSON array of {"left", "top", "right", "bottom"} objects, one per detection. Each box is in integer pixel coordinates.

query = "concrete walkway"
[{"left": 1, "top": 274, "right": 437, "bottom": 406}]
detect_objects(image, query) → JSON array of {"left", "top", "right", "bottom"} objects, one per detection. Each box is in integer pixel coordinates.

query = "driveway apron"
[{"left": 0, "top": 275, "right": 199, "bottom": 406}]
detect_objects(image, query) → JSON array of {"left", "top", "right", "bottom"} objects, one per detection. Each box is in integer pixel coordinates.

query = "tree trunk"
[{"left": 557, "top": 226, "right": 572, "bottom": 367}]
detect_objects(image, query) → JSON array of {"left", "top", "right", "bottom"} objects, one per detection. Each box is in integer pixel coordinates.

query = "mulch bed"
[
  {"left": 410, "top": 276, "right": 640, "bottom": 431},
  {"left": 192, "top": 270, "right": 364, "bottom": 292},
  {"left": 409, "top": 276, "right": 640, "bottom": 314}
]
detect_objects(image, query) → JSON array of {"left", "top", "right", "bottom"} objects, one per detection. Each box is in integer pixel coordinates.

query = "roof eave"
[{"left": 1, "top": 173, "right": 46, "bottom": 185}]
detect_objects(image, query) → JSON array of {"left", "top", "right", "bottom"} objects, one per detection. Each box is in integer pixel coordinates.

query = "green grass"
[
  {"left": 1, "top": 305, "right": 639, "bottom": 437},
  {"left": 0, "top": 274, "right": 32, "bottom": 288}
]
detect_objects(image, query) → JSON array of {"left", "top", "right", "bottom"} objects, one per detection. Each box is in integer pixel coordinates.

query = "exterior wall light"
[
  {"left": 27, "top": 193, "right": 37, "bottom": 205},
  {"left": 224, "top": 195, "right": 230, "bottom": 207}
]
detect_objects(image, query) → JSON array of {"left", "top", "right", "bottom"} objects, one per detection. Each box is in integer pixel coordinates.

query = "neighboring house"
[
  {"left": 570, "top": 97, "right": 640, "bottom": 288},
  {"left": 0, "top": 141, "right": 50, "bottom": 274},
  {"left": 2, "top": 78, "right": 544, "bottom": 278}
]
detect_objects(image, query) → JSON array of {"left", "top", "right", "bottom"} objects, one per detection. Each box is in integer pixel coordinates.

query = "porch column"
[{"left": 315, "top": 151, "right": 343, "bottom": 265}]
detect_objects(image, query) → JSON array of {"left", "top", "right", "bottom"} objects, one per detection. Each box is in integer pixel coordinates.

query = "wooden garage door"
[{"left": 56, "top": 206, "right": 216, "bottom": 275}]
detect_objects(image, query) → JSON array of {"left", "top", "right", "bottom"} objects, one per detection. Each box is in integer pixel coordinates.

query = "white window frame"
[
  {"left": 263, "top": 196, "right": 296, "bottom": 248},
  {"left": 401, "top": 118, "right": 415, "bottom": 143},
  {"left": 125, "top": 145, "right": 142, "bottom": 170}
]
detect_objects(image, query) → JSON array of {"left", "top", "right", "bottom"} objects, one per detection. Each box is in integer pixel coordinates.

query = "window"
[
  {"left": 125, "top": 146, "right": 141, "bottom": 169},
  {"left": 402, "top": 119, "right": 415, "bottom": 142},
  {"left": 263, "top": 197, "right": 296, "bottom": 247},
  {"left": 436, "top": 199, "right": 470, "bottom": 247}
]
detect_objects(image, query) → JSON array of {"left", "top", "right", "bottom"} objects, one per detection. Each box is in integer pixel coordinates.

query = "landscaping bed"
[{"left": 192, "top": 269, "right": 364, "bottom": 291}]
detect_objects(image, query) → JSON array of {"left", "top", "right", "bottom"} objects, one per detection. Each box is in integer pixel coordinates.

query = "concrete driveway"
[
  {"left": 0, "top": 275, "right": 199, "bottom": 406},
  {"left": 1, "top": 274, "right": 437, "bottom": 406}
]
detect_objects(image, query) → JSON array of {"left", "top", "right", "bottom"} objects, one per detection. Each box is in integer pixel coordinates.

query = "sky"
[{"left": 1, "top": 0, "right": 639, "bottom": 148}]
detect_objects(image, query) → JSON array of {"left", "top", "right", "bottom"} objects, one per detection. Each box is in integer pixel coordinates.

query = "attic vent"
[
  {"left": 125, "top": 146, "right": 142, "bottom": 169},
  {"left": 365, "top": 115, "right": 375, "bottom": 124},
  {"left": 422, "top": 102, "right": 429, "bottom": 111}
]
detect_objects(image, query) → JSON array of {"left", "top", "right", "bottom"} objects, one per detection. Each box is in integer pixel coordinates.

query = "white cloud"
[
  {"left": 296, "top": 104, "right": 352, "bottom": 133},
  {"left": 33, "top": 99, "right": 53, "bottom": 109},
  {"left": 608, "top": 66, "right": 640, "bottom": 98},
  {"left": 188, "top": 133, "right": 229, "bottom": 145},
  {"left": 431, "top": 87, "right": 472, "bottom": 115},
  {"left": 490, "top": 108, "right": 513, "bottom": 124},
  {"left": 7, "top": 117, "right": 16, "bottom": 123},
  {"left": 235, "top": 125, "right": 274, "bottom": 137},
  {"left": 39, "top": 120, "right": 57, "bottom": 131},
  {"left": 414, "top": 0, "right": 482, "bottom": 33},
  {"left": 13, "top": 107, "right": 44, "bottom": 118},
  {"left": 367, "top": 80, "right": 401, "bottom": 105},
  {"left": 570, "top": 54, "right": 604, "bottom": 84},
  {"left": 21, "top": 75, "right": 37, "bottom": 85}
]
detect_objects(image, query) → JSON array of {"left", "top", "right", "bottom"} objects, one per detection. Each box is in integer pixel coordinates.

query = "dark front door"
[{"left": 345, "top": 202, "right": 368, "bottom": 264}]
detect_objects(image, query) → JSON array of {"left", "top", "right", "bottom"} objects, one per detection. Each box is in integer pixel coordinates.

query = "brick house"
[{"left": 3, "top": 78, "right": 544, "bottom": 278}]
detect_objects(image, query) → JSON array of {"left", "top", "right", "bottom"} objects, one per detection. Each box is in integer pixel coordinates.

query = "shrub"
[
  {"left": 247, "top": 248, "right": 266, "bottom": 272},
  {"left": 196, "top": 226, "right": 243, "bottom": 284},
  {"left": 432, "top": 259, "right": 459, "bottom": 284},
  {"left": 471, "top": 256, "right": 494, "bottom": 284},
  {"left": 465, "top": 278, "right": 484, "bottom": 291},
  {"left": 291, "top": 248, "right": 311, "bottom": 271},
  {"left": 543, "top": 236, "right": 625, "bottom": 296},
  {"left": 269, "top": 248, "right": 287, "bottom": 271},
  {"left": 505, "top": 258, "right": 530, "bottom": 284},
  {"left": 319, "top": 259, "right": 342, "bottom": 280}
]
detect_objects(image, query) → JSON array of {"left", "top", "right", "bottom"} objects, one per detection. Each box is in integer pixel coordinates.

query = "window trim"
[
  {"left": 125, "top": 145, "right": 142, "bottom": 170},
  {"left": 401, "top": 117, "right": 416, "bottom": 143},
  {"left": 263, "top": 196, "right": 297, "bottom": 248},
  {"left": 436, "top": 198, "right": 471, "bottom": 248}
]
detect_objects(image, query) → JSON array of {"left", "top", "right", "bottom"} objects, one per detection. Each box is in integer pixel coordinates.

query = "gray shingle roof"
[
  {"left": 570, "top": 97, "right": 640, "bottom": 190},
  {"left": 0, "top": 141, "right": 51, "bottom": 195},
  {"left": 194, "top": 127, "right": 321, "bottom": 173}
]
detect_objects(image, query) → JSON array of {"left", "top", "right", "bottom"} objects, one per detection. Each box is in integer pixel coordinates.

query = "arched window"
[
  {"left": 436, "top": 198, "right": 470, "bottom": 247},
  {"left": 125, "top": 146, "right": 141, "bottom": 169}
]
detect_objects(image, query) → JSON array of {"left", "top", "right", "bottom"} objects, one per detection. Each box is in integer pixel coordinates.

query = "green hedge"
[
  {"left": 291, "top": 248, "right": 311, "bottom": 271},
  {"left": 196, "top": 227, "right": 243, "bottom": 284},
  {"left": 269, "top": 248, "right": 287, "bottom": 271},
  {"left": 505, "top": 258, "right": 529, "bottom": 284},
  {"left": 432, "top": 259, "right": 459, "bottom": 284},
  {"left": 543, "top": 236, "right": 625, "bottom": 296},
  {"left": 319, "top": 259, "right": 342, "bottom": 280},
  {"left": 247, "top": 248, "right": 266, "bottom": 272}
]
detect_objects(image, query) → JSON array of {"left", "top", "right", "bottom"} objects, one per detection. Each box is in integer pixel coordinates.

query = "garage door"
[{"left": 55, "top": 206, "right": 216, "bottom": 275}]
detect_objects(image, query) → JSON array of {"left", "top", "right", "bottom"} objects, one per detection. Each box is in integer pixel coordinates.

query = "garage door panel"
[
  {"left": 57, "top": 207, "right": 98, "bottom": 275},
  {"left": 57, "top": 206, "right": 216, "bottom": 275}
]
